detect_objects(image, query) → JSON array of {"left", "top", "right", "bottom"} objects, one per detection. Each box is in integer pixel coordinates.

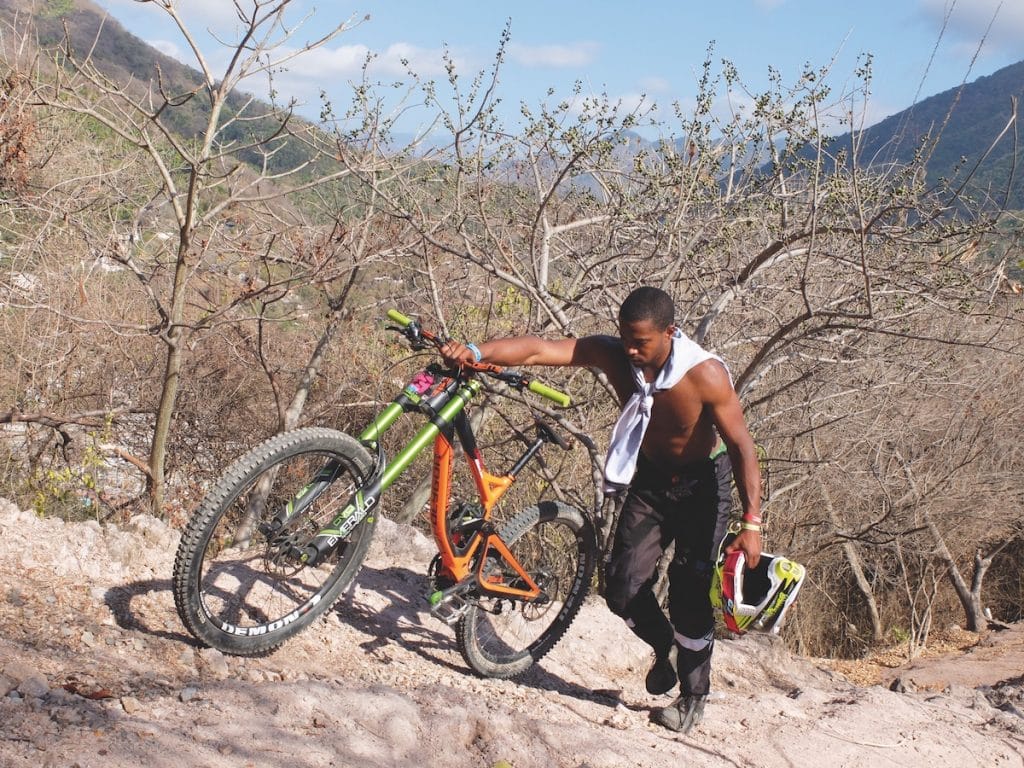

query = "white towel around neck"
[{"left": 603, "top": 329, "right": 729, "bottom": 493}]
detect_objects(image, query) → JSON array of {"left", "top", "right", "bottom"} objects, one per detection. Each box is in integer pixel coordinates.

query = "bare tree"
[
  {"left": 334, "top": 42, "right": 1022, "bottom": 650},
  {"left": 24, "top": 1, "right": 385, "bottom": 512},
  {"left": 3, "top": 5, "right": 1020, "bottom": 656}
]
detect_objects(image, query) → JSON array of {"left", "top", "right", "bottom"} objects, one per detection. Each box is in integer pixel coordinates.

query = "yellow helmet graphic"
[{"left": 710, "top": 549, "right": 806, "bottom": 634}]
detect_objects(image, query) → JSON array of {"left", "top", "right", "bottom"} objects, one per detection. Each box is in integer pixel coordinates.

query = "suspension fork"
[
  {"left": 262, "top": 391, "right": 417, "bottom": 538},
  {"left": 297, "top": 379, "right": 483, "bottom": 565},
  {"left": 263, "top": 459, "right": 347, "bottom": 534}
]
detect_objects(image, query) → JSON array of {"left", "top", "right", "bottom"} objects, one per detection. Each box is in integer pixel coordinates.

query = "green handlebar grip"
[
  {"left": 528, "top": 380, "right": 571, "bottom": 407},
  {"left": 387, "top": 309, "right": 412, "bottom": 327}
]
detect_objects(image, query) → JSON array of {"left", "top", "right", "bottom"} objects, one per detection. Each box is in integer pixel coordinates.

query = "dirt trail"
[{"left": 1, "top": 499, "right": 1021, "bottom": 768}]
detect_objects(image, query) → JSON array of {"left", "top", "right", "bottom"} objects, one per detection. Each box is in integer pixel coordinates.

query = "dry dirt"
[{"left": 1, "top": 497, "right": 1022, "bottom": 768}]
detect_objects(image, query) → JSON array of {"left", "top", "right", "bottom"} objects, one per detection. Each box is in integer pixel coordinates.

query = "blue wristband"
[{"left": 465, "top": 342, "right": 482, "bottom": 362}]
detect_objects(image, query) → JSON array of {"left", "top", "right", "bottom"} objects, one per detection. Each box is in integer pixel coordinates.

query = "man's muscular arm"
[
  {"left": 440, "top": 335, "right": 620, "bottom": 372},
  {"left": 691, "top": 360, "right": 763, "bottom": 567}
]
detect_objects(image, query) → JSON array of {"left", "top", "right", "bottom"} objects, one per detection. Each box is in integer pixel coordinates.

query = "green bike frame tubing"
[
  {"left": 377, "top": 379, "right": 482, "bottom": 489},
  {"left": 300, "top": 378, "right": 483, "bottom": 563},
  {"left": 358, "top": 401, "right": 406, "bottom": 445}
]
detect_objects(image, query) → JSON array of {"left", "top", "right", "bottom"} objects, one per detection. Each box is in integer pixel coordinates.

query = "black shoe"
[
  {"left": 651, "top": 694, "right": 706, "bottom": 734},
  {"left": 644, "top": 646, "right": 677, "bottom": 695}
]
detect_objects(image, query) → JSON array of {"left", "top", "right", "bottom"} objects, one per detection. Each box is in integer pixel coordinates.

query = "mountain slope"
[
  {"left": 0, "top": 0, "right": 330, "bottom": 176},
  {"left": 827, "top": 58, "right": 1024, "bottom": 209}
]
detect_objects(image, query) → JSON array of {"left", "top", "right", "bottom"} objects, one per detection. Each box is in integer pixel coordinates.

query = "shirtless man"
[{"left": 440, "top": 286, "right": 762, "bottom": 734}]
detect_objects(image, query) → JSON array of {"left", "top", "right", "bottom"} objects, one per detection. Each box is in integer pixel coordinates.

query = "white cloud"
[
  {"left": 853, "top": 96, "right": 906, "bottom": 129},
  {"left": 612, "top": 92, "right": 652, "bottom": 115},
  {"left": 278, "top": 42, "right": 452, "bottom": 81},
  {"left": 375, "top": 43, "right": 453, "bottom": 78},
  {"left": 235, "top": 40, "right": 473, "bottom": 121},
  {"left": 638, "top": 76, "right": 672, "bottom": 93},
  {"left": 147, "top": 38, "right": 188, "bottom": 63},
  {"left": 507, "top": 41, "right": 599, "bottom": 68},
  {"left": 918, "top": 0, "right": 1024, "bottom": 59},
  {"left": 274, "top": 44, "right": 374, "bottom": 79}
]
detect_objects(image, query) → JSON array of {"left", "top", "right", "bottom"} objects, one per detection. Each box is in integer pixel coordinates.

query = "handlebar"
[
  {"left": 386, "top": 309, "right": 571, "bottom": 408},
  {"left": 526, "top": 380, "right": 571, "bottom": 408},
  {"left": 387, "top": 309, "right": 414, "bottom": 327}
]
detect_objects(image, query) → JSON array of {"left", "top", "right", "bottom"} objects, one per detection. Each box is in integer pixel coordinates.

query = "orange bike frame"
[
  {"left": 428, "top": 427, "right": 542, "bottom": 600},
  {"left": 347, "top": 365, "right": 546, "bottom": 601}
]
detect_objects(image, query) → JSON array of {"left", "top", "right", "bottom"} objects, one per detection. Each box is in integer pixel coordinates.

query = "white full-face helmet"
[{"left": 710, "top": 549, "right": 806, "bottom": 634}]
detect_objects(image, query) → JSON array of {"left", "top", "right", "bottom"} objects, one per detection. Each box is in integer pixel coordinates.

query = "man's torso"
[
  {"left": 594, "top": 338, "right": 721, "bottom": 468},
  {"left": 644, "top": 377, "right": 719, "bottom": 466}
]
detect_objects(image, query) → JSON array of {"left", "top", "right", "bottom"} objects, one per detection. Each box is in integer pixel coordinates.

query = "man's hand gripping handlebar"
[{"left": 386, "top": 309, "right": 571, "bottom": 408}]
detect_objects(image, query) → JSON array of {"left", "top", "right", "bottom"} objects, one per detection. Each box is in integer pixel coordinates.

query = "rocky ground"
[{"left": 1, "top": 498, "right": 1022, "bottom": 768}]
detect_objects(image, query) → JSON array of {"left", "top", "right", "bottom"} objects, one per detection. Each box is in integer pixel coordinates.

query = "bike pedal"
[{"left": 428, "top": 590, "right": 471, "bottom": 625}]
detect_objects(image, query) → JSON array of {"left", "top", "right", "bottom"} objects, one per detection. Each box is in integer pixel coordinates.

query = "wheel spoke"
[
  {"left": 456, "top": 501, "right": 595, "bottom": 678},
  {"left": 198, "top": 450, "right": 358, "bottom": 631}
]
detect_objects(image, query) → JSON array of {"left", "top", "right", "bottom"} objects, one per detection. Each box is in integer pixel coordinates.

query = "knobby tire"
[
  {"left": 172, "top": 427, "right": 376, "bottom": 656},
  {"left": 456, "top": 500, "right": 596, "bottom": 678}
]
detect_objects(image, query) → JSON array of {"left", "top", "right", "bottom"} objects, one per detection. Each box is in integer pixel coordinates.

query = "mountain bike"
[{"left": 172, "top": 310, "right": 597, "bottom": 679}]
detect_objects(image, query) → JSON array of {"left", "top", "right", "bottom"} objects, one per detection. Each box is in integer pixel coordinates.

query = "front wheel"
[
  {"left": 456, "top": 500, "right": 596, "bottom": 678},
  {"left": 172, "top": 427, "right": 376, "bottom": 656}
]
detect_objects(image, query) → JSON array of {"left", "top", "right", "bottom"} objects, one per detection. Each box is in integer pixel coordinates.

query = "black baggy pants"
[{"left": 604, "top": 452, "right": 732, "bottom": 696}]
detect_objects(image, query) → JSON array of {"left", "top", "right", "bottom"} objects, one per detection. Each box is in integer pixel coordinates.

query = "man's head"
[
  {"left": 619, "top": 286, "right": 675, "bottom": 330},
  {"left": 618, "top": 287, "right": 677, "bottom": 371}
]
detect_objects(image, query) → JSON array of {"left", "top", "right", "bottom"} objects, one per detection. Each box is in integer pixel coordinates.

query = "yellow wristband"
[{"left": 740, "top": 522, "right": 762, "bottom": 533}]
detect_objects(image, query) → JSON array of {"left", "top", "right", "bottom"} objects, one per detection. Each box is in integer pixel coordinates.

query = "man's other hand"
[{"left": 725, "top": 528, "right": 762, "bottom": 568}]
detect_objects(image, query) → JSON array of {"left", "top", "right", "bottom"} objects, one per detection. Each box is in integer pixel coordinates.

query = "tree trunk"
[
  {"left": 820, "top": 479, "right": 884, "bottom": 643},
  {"left": 148, "top": 237, "right": 192, "bottom": 515},
  {"left": 840, "top": 539, "right": 885, "bottom": 644},
  {"left": 969, "top": 549, "right": 994, "bottom": 629},
  {"left": 282, "top": 271, "right": 359, "bottom": 431},
  {"left": 233, "top": 273, "right": 360, "bottom": 547},
  {"left": 926, "top": 517, "right": 987, "bottom": 631}
]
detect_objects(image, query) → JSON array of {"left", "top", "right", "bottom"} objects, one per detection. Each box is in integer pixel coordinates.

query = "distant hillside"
[
  {"left": 0, "top": 0, "right": 327, "bottom": 176},
  {"left": 823, "top": 59, "right": 1024, "bottom": 211},
  {"left": 6, "top": 1, "right": 1022, "bottom": 213}
]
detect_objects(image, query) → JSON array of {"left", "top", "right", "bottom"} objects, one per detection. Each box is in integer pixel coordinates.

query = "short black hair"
[{"left": 619, "top": 286, "right": 674, "bottom": 330}]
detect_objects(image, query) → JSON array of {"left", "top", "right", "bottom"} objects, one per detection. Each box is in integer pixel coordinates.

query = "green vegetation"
[{"left": 40, "top": 0, "right": 72, "bottom": 19}]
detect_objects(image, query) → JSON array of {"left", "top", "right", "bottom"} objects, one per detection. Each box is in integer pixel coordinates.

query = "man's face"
[{"left": 619, "top": 319, "right": 675, "bottom": 369}]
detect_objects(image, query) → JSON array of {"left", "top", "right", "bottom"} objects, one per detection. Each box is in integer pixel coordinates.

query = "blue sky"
[{"left": 94, "top": 0, "right": 1024, "bottom": 137}]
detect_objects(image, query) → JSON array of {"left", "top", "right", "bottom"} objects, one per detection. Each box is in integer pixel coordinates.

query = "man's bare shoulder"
[
  {"left": 682, "top": 357, "right": 735, "bottom": 401},
  {"left": 573, "top": 334, "right": 627, "bottom": 370}
]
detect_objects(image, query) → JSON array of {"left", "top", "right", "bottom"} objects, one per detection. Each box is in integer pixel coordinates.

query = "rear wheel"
[
  {"left": 172, "top": 427, "right": 376, "bottom": 656},
  {"left": 456, "top": 500, "right": 596, "bottom": 678}
]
